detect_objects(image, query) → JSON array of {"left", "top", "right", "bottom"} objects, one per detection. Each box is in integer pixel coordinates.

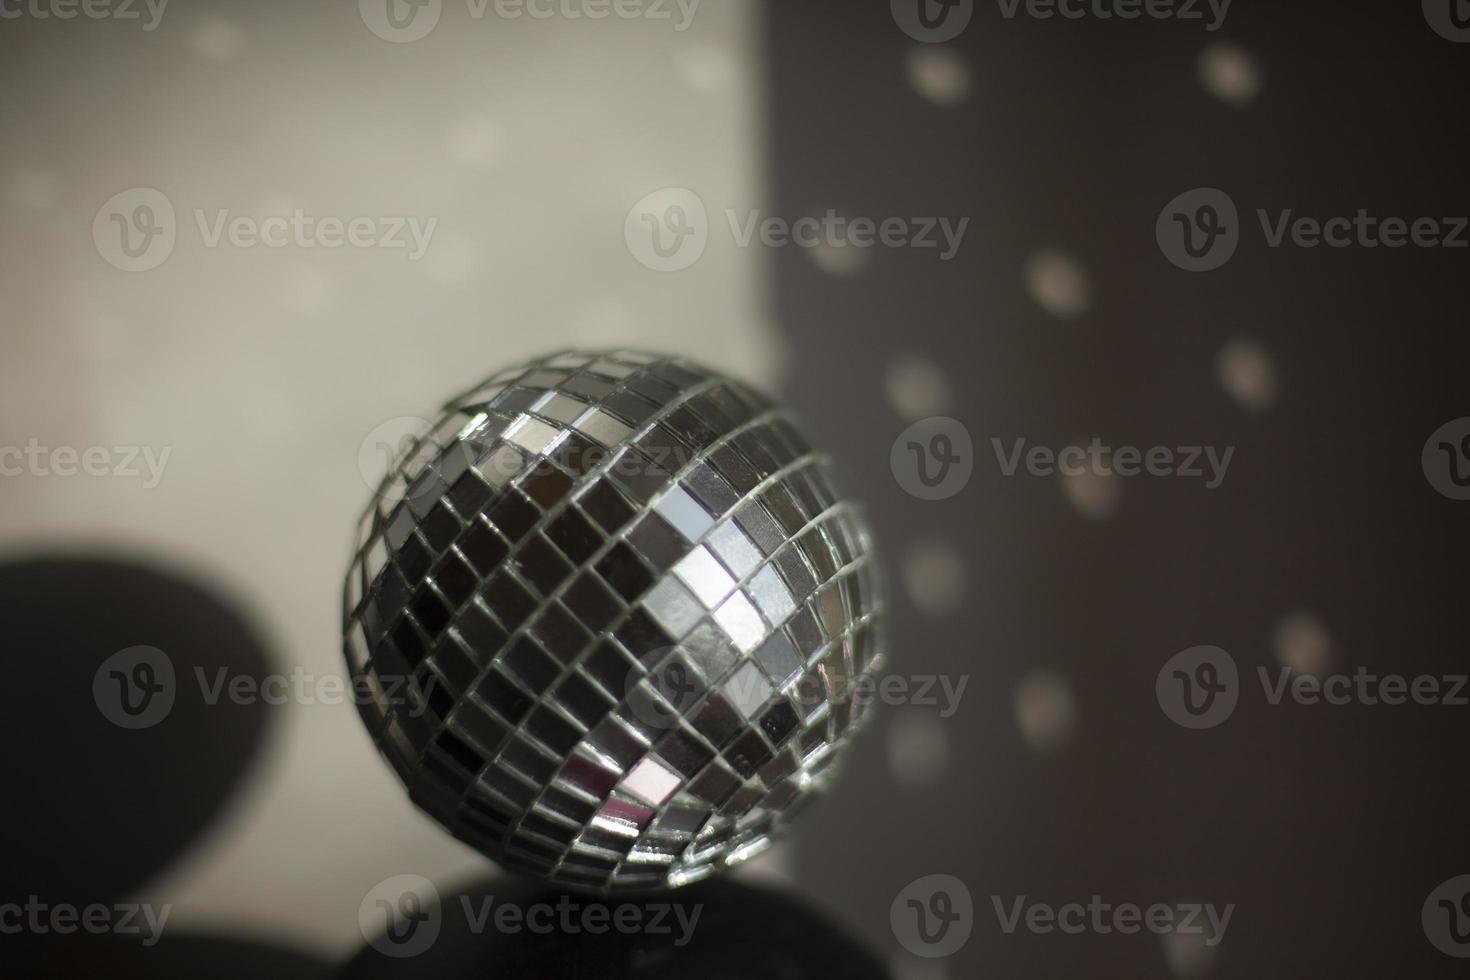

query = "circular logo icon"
[
  {"left": 890, "top": 0, "right": 974, "bottom": 42},
  {"left": 790, "top": 668, "right": 829, "bottom": 719},
  {"left": 359, "top": 416, "right": 440, "bottom": 503},
  {"left": 1422, "top": 417, "right": 1470, "bottom": 500},
  {"left": 624, "top": 187, "right": 708, "bottom": 272},
  {"left": 1156, "top": 645, "right": 1238, "bottom": 729},
  {"left": 359, "top": 0, "right": 442, "bottom": 42},
  {"left": 359, "top": 874, "right": 442, "bottom": 958},
  {"left": 1424, "top": 875, "right": 1470, "bottom": 957},
  {"left": 890, "top": 873, "right": 973, "bottom": 958},
  {"left": 93, "top": 188, "right": 176, "bottom": 273},
  {"left": 93, "top": 645, "right": 176, "bottom": 729},
  {"left": 1424, "top": 0, "right": 1470, "bottom": 42},
  {"left": 890, "top": 416, "right": 973, "bottom": 500},
  {"left": 625, "top": 649, "right": 701, "bottom": 730},
  {"left": 1156, "top": 188, "right": 1239, "bottom": 272}
]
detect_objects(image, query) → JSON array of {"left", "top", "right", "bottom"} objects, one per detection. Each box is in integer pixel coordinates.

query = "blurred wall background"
[
  {"left": 0, "top": 0, "right": 782, "bottom": 960},
  {"left": 767, "top": 3, "right": 1470, "bottom": 979}
]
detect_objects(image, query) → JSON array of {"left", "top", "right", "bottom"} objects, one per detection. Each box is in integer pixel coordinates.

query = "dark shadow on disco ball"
[
  {"left": 0, "top": 556, "right": 275, "bottom": 909},
  {"left": 339, "top": 876, "right": 890, "bottom": 980},
  {"left": 7, "top": 932, "right": 331, "bottom": 980}
]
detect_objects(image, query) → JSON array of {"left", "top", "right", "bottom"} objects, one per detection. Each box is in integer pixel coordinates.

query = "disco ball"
[{"left": 343, "top": 350, "right": 886, "bottom": 890}]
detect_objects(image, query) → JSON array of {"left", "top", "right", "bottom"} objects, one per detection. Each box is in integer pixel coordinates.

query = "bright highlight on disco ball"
[{"left": 343, "top": 350, "right": 887, "bottom": 890}]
